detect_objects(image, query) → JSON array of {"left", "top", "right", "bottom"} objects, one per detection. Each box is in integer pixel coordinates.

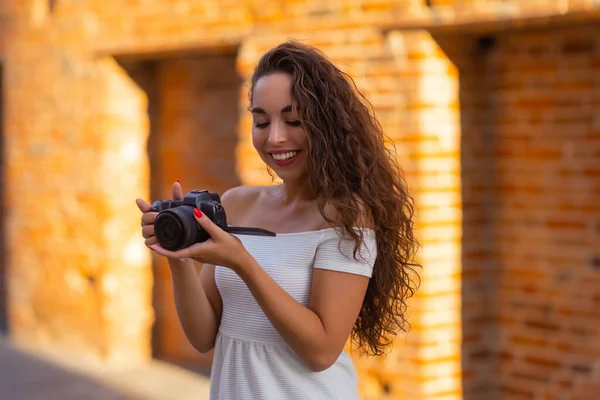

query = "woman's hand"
[
  {"left": 137, "top": 207, "right": 158, "bottom": 246},
  {"left": 149, "top": 208, "right": 252, "bottom": 272},
  {"left": 136, "top": 180, "right": 183, "bottom": 249},
  {"left": 136, "top": 200, "right": 159, "bottom": 247}
]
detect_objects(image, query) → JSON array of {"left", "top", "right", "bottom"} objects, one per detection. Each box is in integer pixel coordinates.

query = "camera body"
[{"left": 151, "top": 190, "right": 228, "bottom": 251}]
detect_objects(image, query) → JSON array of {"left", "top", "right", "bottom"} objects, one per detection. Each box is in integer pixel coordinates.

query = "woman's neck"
[{"left": 278, "top": 179, "right": 314, "bottom": 204}]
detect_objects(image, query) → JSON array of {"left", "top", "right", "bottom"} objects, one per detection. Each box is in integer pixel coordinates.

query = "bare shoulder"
[
  {"left": 321, "top": 196, "right": 375, "bottom": 230},
  {"left": 220, "top": 185, "right": 262, "bottom": 206},
  {"left": 219, "top": 185, "right": 268, "bottom": 223}
]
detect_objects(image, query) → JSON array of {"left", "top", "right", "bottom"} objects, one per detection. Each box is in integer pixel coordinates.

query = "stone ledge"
[{"left": 381, "top": 8, "right": 600, "bottom": 34}]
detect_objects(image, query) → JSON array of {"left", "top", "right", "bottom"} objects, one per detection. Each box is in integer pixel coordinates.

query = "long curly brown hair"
[{"left": 249, "top": 41, "right": 421, "bottom": 356}]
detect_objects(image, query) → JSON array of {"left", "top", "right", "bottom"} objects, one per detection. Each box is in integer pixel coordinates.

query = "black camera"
[{"left": 150, "top": 189, "right": 275, "bottom": 251}]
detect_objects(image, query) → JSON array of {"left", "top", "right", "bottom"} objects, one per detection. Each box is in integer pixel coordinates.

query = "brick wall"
[
  {"left": 484, "top": 25, "right": 600, "bottom": 400},
  {"left": 122, "top": 53, "right": 243, "bottom": 373},
  {"left": 0, "top": 19, "right": 156, "bottom": 365},
  {"left": 394, "top": 31, "right": 464, "bottom": 399},
  {"left": 437, "top": 33, "right": 500, "bottom": 399},
  {"left": 1, "top": 1, "right": 599, "bottom": 399},
  {"left": 436, "top": 23, "right": 600, "bottom": 399}
]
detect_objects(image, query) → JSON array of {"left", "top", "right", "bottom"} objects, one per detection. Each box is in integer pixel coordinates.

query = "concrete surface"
[{"left": 0, "top": 337, "right": 211, "bottom": 400}]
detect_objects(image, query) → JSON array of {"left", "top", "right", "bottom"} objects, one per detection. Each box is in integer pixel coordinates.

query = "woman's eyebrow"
[{"left": 251, "top": 105, "right": 293, "bottom": 114}]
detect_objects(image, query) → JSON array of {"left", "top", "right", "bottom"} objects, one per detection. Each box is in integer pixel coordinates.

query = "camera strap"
[{"left": 224, "top": 226, "right": 277, "bottom": 237}]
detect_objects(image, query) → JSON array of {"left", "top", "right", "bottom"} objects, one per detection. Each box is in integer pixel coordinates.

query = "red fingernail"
[
  {"left": 194, "top": 208, "right": 202, "bottom": 218},
  {"left": 148, "top": 246, "right": 155, "bottom": 252},
  {"left": 176, "top": 179, "right": 180, "bottom": 183}
]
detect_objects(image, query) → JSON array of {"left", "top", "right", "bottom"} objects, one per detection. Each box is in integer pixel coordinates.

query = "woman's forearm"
[
  {"left": 235, "top": 257, "right": 335, "bottom": 372},
  {"left": 168, "top": 258, "right": 218, "bottom": 353}
]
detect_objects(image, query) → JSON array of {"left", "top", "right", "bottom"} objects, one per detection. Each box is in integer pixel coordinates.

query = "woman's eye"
[
  {"left": 254, "top": 122, "right": 270, "bottom": 129},
  {"left": 286, "top": 121, "right": 301, "bottom": 127}
]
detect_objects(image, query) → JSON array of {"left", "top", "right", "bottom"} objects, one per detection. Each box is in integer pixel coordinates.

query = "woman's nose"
[{"left": 268, "top": 120, "right": 288, "bottom": 144}]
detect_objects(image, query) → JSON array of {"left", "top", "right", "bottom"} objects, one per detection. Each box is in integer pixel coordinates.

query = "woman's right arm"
[
  {"left": 136, "top": 180, "right": 223, "bottom": 354},
  {"left": 167, "top": 258, "right": 222, "bottom": 353}
]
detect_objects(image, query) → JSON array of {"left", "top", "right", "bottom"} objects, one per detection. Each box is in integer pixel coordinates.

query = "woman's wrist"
[
  {"left": 167, "top": 257, "right": 193, "bottom": 273},
  {"left": 234, "top": 253, "right": 261, "bottom": 281}
]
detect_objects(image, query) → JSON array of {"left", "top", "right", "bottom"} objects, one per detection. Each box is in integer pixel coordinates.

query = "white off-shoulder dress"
[{"left": 210, "top": 228, "right": 377, "bottom": 400}]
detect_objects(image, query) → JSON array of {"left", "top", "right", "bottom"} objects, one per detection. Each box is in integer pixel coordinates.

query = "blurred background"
[{"left": 0, "top": 0, "right": 599, "bottom": 399}]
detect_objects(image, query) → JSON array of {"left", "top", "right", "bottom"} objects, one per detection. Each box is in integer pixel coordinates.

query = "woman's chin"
[{"left": 270, "top": 165, "right": 307, "bottom": 182}]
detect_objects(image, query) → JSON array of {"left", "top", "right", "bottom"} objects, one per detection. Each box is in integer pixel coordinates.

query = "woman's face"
[{"left": 251, "top": 73, "right": 308, "bottom": 182}]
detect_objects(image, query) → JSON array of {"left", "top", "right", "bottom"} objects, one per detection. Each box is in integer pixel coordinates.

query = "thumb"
[
  {"left": 136, "top": 198, "right": 152, "bottom": 213},
  {"left": 194, "top": 208, "right": 224, "bottom": 239},
  {"left": 172, "top": 180, "right": 184, "bottom": 201}
]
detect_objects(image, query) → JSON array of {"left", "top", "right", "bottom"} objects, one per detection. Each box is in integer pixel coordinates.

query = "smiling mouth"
[{"left": 269, "top": 150, "right": 301, "bottom": 166}]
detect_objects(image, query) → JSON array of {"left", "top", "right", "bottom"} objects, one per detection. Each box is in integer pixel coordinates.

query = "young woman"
[{"left": 136, "top": 41, "right": 420, "bottom": 399}]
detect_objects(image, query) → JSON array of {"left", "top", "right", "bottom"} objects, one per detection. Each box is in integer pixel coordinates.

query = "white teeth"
[{"left": 272, "top": 151, "right": 298, "bottom": 161}]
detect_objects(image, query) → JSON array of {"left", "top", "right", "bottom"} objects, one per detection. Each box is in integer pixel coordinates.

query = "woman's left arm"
[
  {"left": 237, "top": 256, "right": 368, "bottom": 372},
  {"left": 150, "top": 210, "right": 369, "bottom": 372}
]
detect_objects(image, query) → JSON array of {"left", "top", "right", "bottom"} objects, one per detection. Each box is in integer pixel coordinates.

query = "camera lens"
[{"left": 154, "top": 207, "right": 198, "bottom": 251}]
